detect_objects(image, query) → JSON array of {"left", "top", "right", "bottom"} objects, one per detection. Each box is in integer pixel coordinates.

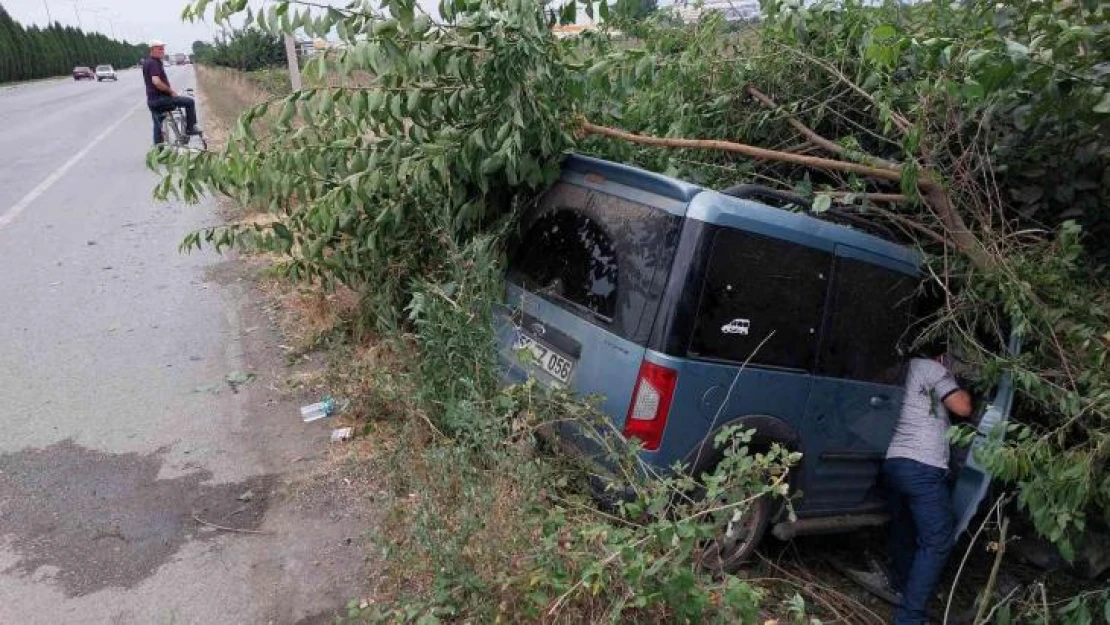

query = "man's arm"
[
  {"left": 152, "top": 76, "right": 175, "bottom": 97},
  {"left": 942, "top": 389, "right": 973, "bottom": 418},
  {"left": 932, "top": 358, "right": 973, "bottom": 418}
]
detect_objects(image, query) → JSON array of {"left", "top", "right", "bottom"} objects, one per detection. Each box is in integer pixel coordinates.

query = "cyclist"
[{"left": 142, "top": 39, "right": 201, "bottom": 145}]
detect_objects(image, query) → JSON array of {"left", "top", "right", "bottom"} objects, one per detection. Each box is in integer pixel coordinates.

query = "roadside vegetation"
[
  {"left": 192, "top": 28, "right": 291, "bottom": 96},
  {"left": 163, "top": 0, "right": 1108, "bottom": 622},
  {"left": 192, "top": 27, "right": 286, "bottom": 72},
  {"left": 0, "top": 4, "right": 145, "bottom": 84}
]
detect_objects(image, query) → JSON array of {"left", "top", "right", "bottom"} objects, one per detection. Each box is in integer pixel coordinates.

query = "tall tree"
[{"left": 0, "top": 3, "right": 147, "bottom": 83}]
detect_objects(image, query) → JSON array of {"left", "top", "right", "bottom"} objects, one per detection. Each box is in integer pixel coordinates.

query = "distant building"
[
  {"left": 297, "top": 40, "right": 318, "bottom": 58},
  {"left": 551, "top": 21, "right": 623, "bottom": 38},
  {"left": 552, "top": 23, "right": 594, "bottom": 38},
  {"left": 678, "top": 0, "right": 761, "bottom": 22}
]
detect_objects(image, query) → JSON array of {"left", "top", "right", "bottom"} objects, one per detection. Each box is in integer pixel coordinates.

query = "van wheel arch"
[{"left": 685, "top": 414, "right": 802, "bottom": 479}]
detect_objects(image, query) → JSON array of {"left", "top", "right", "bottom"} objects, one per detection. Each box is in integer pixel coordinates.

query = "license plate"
[{"left": 513, "top": 332, "right": 576, "bottom": 384}]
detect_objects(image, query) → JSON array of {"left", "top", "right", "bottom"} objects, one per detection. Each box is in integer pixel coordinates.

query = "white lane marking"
[{"left": 0, "top": 100, "right": 145, "bottom": 231}]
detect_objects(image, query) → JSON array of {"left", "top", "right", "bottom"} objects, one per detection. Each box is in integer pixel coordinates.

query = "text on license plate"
[{"left": 514, "top": 333, "right": 575, "bottom": 384}]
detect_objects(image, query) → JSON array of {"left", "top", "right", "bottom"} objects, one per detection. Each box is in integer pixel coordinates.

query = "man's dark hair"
[{"left": 917, "top": 337, "right": 949, "bottom": 359}]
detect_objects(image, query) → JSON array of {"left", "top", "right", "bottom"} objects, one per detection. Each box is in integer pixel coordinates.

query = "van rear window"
[{"left": 508, "top": 182, "right": 682, "bottom": 345}]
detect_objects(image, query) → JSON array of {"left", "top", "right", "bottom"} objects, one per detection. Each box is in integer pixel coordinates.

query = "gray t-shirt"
[{"left": 886, "top": 357, "right": 962, "bottom": 469}]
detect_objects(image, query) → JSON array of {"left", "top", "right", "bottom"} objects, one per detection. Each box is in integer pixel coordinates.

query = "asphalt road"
[{"left": 0, "top": 68, "right": 370, "bottom": 623}]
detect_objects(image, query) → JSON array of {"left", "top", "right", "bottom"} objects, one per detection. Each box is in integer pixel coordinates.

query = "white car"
[{"left": 95, "top": 65, "right": 117, "bottom": 81}]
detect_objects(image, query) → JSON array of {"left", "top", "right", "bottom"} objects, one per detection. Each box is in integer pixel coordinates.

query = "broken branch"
[
  {"left": 192, "top": 513, "right": 270, "bottom": 535},
  {"left": 579, "top": 119, "right": 904, "bottom": 182},
  {"left": 578, "top": 118, "right": 990, "bottom": 268},
  {"left": 745, "top": 84, "right": 903, "bottom": 171}
]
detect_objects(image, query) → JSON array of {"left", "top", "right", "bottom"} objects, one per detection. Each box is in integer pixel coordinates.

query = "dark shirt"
[{"left": 142, "top": 56, "right": 169, "bottom": 102}]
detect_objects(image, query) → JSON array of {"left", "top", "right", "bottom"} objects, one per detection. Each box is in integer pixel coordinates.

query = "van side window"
[
  {"left": 512, "top": 209, "right": 619, "bottom": 319},
  {"left": 819, "top": 257, "right": 916, "bottom": 384},
  {"left": 688, "top": 229, "right": 830, "bottom": 370}
]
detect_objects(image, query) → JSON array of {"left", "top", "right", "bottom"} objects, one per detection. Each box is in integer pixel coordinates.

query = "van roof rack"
[{"left": 720, "top": 184, "right": 899, "bottom": 243}]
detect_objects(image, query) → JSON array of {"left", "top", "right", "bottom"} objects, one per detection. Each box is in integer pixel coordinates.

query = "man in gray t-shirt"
[{"left": 884, "top": 345, "right": 972, "bottom": 625}]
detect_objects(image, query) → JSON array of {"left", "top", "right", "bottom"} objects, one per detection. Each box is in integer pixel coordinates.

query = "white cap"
[{"left": 149, "top": 39, "right": 166, "bottom": 48}]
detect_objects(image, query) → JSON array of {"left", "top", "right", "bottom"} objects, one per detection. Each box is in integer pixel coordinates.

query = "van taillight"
[{"left": 623, "top": 360, "right": 678, "bottom": 451}]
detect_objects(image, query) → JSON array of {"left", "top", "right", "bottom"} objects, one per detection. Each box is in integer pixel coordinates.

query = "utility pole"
[
  {"left": 283, "top": 33, "right": 302, "bottom": 91},
  {"left": 70, "top": 1, "right": 82, "bottom": 28},
  {"left": 43, "top": 0, "right": 53, "bottom": 24}
]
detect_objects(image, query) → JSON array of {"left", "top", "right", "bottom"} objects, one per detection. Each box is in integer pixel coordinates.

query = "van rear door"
[{"left": 498, "top": 176, "right": 685, "bottom": 430}]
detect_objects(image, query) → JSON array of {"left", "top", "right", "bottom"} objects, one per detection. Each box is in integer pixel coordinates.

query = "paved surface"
[{"left": 0, "top": 68, "right": 372, "bottom": 623}]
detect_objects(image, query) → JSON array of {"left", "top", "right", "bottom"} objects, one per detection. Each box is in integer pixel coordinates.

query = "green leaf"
[
  {"left": 1005, "top": 39, "right": 1029, "bottom": 60},
  {"left": 390, "top": 93, "right": 404, "bottom": 121},
  {"left": 812, "top": 194, "right": 832, "bottom": 213},
  {"left": 373, "top": 18, "right": 398, "bottom": 36},
  {"left": 1093, "top": 91, "right": 1110, "bottom": 114},
  {"left": 871, "top": 24, "right": 897, "bottom": 40},
  {"left": 273, "top": 222, "right": 293, "bottom": 242},
  {"left": 480, "top": 154, "right": 504, "bottom": 174},
  {"left": 407, "top": 89, "right": 422, "bottom": 116}
]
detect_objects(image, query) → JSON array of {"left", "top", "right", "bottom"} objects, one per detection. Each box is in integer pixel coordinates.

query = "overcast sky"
[
  {"left": 3, "top": 0, "right": 381, "bottom": 52},
  {"left": 4, "top": 0, "right": 631, "bottom": 53},
  {"left": 4, "top": 0, "right": 221, "bottom": 51}
]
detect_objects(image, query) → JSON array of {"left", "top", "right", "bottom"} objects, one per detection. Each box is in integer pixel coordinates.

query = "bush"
[{"left": 193, "top": 27, "right": 284, "bottom": 72}]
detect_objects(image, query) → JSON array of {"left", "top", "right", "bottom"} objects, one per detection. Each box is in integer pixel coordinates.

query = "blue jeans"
[
  {"left": 148, "top": 95, "right": 197, "bottom": 145},
  {"left": 884, "top": 457, "right": 955, "bottom": 625}
]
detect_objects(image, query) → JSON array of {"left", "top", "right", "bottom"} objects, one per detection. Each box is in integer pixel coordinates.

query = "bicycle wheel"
[
  {"left": 172, "top": 112, "right": 189, "bottom": 147},
  {"left": 161, "top": 114, "right": 180, "bottom": 148}
]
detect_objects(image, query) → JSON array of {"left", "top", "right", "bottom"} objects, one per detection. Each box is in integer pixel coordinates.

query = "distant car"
[
  {"left": 73, "top": 66, "right": 95, "bottom": 80},
  {"left": 95, "top": 65, "right": 117, "bottom": 81}
]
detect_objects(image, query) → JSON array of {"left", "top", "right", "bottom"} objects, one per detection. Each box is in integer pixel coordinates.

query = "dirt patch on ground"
[{"left": 0, "top": 440, "right": 275, "bottom": 597}]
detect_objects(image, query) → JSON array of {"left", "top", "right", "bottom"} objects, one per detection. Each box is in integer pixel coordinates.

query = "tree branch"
[
  {"left": 578, "top": 118, "right": 990, "bottom": 267},
  {"left": 579, "top": 119, "right": 905, "bottom": 182},
  {"left": 771, "top": 41, "right": 913, "bottom": 135},
  {"left": 825, "top": 191, "right": 908, "bottom": 203},
  {"left": 745, "top": 84, "right": 902, "bottom": 171}
]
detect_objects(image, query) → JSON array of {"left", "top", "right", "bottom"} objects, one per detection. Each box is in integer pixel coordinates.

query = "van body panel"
[
  {"left": 562, "top": 154, "right": 703, "bottom": 204},
  {"left": 499, "top": 282, "right": 646, "bottom": 424},
  {"left": 685, "top": 191, "right": 922, "bottom": 268},
  {"left": 656, "top": 355, "right": 815, "bottom": 471}
]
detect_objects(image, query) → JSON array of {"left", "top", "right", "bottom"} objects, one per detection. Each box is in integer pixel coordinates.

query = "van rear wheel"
[{"left": 699, "top": 492, "right": 771, "bottom": 573}]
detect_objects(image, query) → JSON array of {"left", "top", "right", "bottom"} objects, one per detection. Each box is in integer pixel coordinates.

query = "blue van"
[{"left": 496, "top": 154, "right": 1016, "bottom": 569}]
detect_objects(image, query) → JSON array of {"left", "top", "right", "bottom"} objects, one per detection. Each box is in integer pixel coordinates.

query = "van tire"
[
  {"left": 699, "top": 492, "right": 772, "bottom": 573},
  {"left": 685, "top": 424, "right": 795, "bottom": 573}
]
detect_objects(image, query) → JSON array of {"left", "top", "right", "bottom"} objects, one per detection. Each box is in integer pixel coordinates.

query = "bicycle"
[{"left": 156, "top": 88, "right": 207, "bottom": 151}]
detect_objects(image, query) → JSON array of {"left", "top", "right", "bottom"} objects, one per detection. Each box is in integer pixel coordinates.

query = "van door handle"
[{"left": 870, "top": 395, "right": 890, "bottom": 408}]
